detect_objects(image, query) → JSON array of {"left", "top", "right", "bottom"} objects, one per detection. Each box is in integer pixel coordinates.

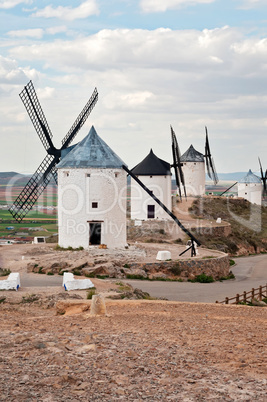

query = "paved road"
[
  {"left": 20, "top": 254, "right": 267, "bottom": 303},
  {"left": 124, "top": 254, "right": 267, "bottom": 303}
]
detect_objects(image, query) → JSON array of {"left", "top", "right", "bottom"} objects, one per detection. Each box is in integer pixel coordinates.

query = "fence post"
[
  {"left": 252, "top": 288, "right": 255, "bottom": 300},
  {"left": 236, "top": 294, "right": 239, "bottom": 304},
  {"left": 259, "top": 286, "right": 262, "bottom": 301},
  {"left": 225, "top": 297, "right": 229, "bottom": 304},
  {"left": 243, "top": 291, "right": 247, "bottom": 304}
]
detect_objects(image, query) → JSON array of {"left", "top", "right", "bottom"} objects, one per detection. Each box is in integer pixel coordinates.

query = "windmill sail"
[
  {"left": 9, "top": 82, "right": 98, "bottom": 221},
  {"left": 258, "top": 157, "right": 267, "bottom": 197},
  {"left": 19, "top": 81, "right": 54, "bottom": 153},
  {"left": 171, "top": 126, "right": 186, "bottom": 200},
  {"left": 61, "top": 88, "right": 98, "bottom": 149},
  {"left": 9, "top": 154, "right": 58, "bottom": 222},
  {"left": 205, "top": 126, "right": 218, "bottom": 185}
]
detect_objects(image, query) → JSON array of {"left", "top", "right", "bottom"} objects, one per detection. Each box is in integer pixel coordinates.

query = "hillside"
[{"left": 189, "top": 197, "right": 267, "bottom": 255}]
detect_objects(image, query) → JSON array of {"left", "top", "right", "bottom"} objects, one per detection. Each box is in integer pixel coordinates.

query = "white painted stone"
[
  {"left": 134, "top": 220, "right": 142, "bottom": 226},
  {"left": 131, "top": 174, "right": 172, "bottom": 220},
  {"left": 63, "top": 272, "right": 94, "bottom": 291},
  {"left": 33, "top": 237, "right": 46, "bottom": 244},
  {"left": 0, "top": 273, "right": 20, "bottom": 291},
  {"left": 156, "top": 250, "right": 171, "bottom": 261},
  {"left": 216, "top": 218, "right": 222, "bottom": 223}
]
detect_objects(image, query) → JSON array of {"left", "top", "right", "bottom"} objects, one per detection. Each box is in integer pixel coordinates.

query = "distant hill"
[{"left": 216, "top": 172, "right": 248, "bottom": 181}]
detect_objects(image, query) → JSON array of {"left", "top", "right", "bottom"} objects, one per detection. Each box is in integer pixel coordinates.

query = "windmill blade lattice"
[
  {"left": 205, "top": 126, "right": 218, "bottom": 185},
  {"left": 258, "top": 157, "right": 267, "bottom": 197},
  {"left": 62, "top": 88, "right": 98, "bottom": 149},
  {"left": 171, "top": 126, "right": 186, "bottom": 200},
  {"left": 19, "top": 81, "right": 54, "bottom": 152},
  {"left": 9, "top": 154, "right": 58, "bottom": 222},
  {"left": 9, "top": 82, "right": 98, "bottom": 222}
]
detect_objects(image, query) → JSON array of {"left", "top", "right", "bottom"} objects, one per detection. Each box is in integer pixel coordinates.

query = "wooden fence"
[{"left": 216, "top": 283, "right": 267, "bottom": 305}]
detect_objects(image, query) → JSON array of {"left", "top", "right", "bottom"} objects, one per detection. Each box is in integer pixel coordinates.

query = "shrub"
[
  {"left": 47, "top": 272, "right": 54, "bottom": 275},
  {"left": 188, "top": 273, "right": 214, "bottom": 283},
  {"left": 0, "top": 268, "right": 11, "bottom": 277},
  {"left": 87, "top": 289, "right": 96, "bottom": 299},
  {"left": 170, "top": 263, "right": 181, "bottom": 276}
]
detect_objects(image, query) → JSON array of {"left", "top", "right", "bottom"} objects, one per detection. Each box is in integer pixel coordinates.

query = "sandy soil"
[{"left": 0, "top": 299, "right": 266, "bottom": 401}]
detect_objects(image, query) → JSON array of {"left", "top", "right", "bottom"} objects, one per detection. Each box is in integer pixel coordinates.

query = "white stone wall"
[
  {"left": 58, "top": 168, "right": 127, "bottom": 249},
  {"left": 238, "top": 183, "right": 262, "bottom": 206},
  {"left": 181, "top": 162, "right": 206, "bottom": 196},
  {"left": 130, "top": 175, "right": 172, "bottom": 220}
]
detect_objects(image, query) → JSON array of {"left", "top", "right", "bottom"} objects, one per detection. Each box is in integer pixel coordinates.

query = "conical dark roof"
[
  {"left": 180, "top": 145, "right": 204, "bottom": 162},
  {"left": 131, "top": 149, "right": 171, "bottom": 176},
  {"left": 57, "top": 126, "right": 126, "bottom": 169}
]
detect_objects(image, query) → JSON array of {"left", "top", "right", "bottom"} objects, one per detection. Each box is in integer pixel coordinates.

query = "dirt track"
[{"left": 0, "top": 299, "right": 266, "bottom": 401}]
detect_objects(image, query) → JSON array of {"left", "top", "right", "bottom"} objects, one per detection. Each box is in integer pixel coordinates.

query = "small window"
[
  {"left": 150, "top": 175, "right": 153, "bottom": 178},
  {"left": 86, "top": 173, "right": 91, "bottom": 177},
  {"left": 64, "top": 171, "right": 69, "bottom": 177},
  {"left": 92, "top": 202, "right": 98, "bottom": 209},
  {"left": 115, "top": 173, "right": 118, "bottom": 178}
]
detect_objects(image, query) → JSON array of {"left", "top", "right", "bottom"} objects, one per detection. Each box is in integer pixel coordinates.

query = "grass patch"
[
  {"left": 229, "top": 259, "right": 235, "bottom": 266},
  {"left": 219, "top": 272, "right": 235, "bottom": 281},
  {"left": 21, "top": 294, "right": 39, "bottom": 303},
  {"left": 188, "top": 273, "right": 214, "bottom": 283},
  {"left": 0, "top": 268, "right": 11, "bottom": 277},
  {"left": 86, "top": 288, "right": 96, "bottom": 299},
  {"left": 54, "top": 245, "right": 84, "bottom": 251},
  {"left": 47, "top": 272, "right": 54, "bottom": 275},
  {"left": 38, "top": 267, "right": 45, "bottom": 274}
]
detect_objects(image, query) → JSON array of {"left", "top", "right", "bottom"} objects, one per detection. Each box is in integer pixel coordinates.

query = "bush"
[
  {"left": 170, "top": 263, "right": 181, "bottom": 276},
  {"left": 87, "top": 289, "right": 96, "bottom": 299},
  {"left": 188, "top": 273, "right": 214, "bottom": 283}
]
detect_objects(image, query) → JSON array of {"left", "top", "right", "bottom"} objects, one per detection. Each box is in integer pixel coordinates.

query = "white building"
[
  {"left": 57, "top": 126, "right": 127, "bottom": 249},
  {"left": 180, "top": 145, "right": 206, "bottom": 196},
  {"left": 130, "top": 149, "right": 172, "bottom": 220},
  {"left": 238, "top": 169, "right": 262, "bottom": 206}
]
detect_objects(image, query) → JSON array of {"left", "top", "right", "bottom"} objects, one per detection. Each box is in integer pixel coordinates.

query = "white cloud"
[
  {"left": 0, "top": 0, "right": 32, "bottom": 9},
  {"left": 235, "top": 0, "right": 267, "bottom": 9},
  {"left": 140, "top": 0, "right": 214, "bottom": 13},
  {"left": 0, "top": 55, "right": 34, "bottom": 84},
  {"left": 31, "top": 0, "right": 99, "bottom": 21},
  {"left": 46, "top": 26, "right": 67, "bottom": 35},
  {"left": 7, "top": 28, "right": 44, "bottom": 39}
]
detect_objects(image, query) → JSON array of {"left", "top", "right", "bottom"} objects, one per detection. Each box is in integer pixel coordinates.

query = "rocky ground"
[{"left": 0, "top": 299, "right": 266, "bottom": 401}]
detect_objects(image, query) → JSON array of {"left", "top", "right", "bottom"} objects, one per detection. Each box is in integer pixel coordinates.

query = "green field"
[{"left": 0, "top": 209, "right": 57, "bottom": 238}]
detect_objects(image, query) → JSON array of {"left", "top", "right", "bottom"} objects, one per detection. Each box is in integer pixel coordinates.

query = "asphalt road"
[
  {"left": 124, "top": 254, "right": 267, "bottom": 303},
  {"left": 20, "top": 254, "right": 267, "bottom": 303}
]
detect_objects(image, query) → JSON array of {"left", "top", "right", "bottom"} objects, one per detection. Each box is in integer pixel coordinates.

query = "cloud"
[
  {"left": 0, "top": 55, "right": 35, "bottom": 85},
  {"left": 0, "top": 0, "right": 32, "bottom": 9},
  {"left": 140, "top": 0, "right": 214, "bottom": 13},
  {"left": 4, "top": 26, "right": 267, "bottom": 172},
  {"left": 235, "top": 0, "right": 267, "bottom": 9},
  {"left": 7, "top": 28, "right": 44, "bottom": 39},
  {"left": 31, "top": 0, "right": 99, "bottom": 21}
]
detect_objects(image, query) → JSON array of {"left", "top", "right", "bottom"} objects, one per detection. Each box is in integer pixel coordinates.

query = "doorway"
[
  {"left": 147, "top": 205, "right": 155, "bottom": 219},
  {"left": 89, "top": 223, "right": 101, "bottom": 245}
]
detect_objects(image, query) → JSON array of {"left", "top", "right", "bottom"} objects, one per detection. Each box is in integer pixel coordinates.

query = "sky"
[{"left": 0, "top": 0, "right": 267, "bottom": 175}]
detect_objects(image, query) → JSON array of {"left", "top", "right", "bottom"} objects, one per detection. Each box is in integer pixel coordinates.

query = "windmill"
[
  {"left": 204, "top": 126, "right": 218, "bottom": 185},
  {"left": 9, "top": 81, "right": 98, "bottom": 222},
  {"left": 170, "top": 125, "right": 186, "bottom": 200},
  {"left": 258, "top": 157, "right": 267, "bottom": 197}
]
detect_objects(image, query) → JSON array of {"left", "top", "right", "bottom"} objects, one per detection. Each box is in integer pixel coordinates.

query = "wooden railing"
[{"left": 216, "top": 284, "right": 267, "bottom": 305}]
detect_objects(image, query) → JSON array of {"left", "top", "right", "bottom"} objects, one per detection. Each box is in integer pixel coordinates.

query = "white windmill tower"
[
  {"left": 172, "top": 126, "right": 218, "bottom": 197},
  {"left": 57, "top": 126, "right": 128, "bottom": 249},
  {"left": 130, "top": 149, "right": 172, "bottom": 220},
  {"left": 238, "top": 169, "right": 262, "bottom": 206}
]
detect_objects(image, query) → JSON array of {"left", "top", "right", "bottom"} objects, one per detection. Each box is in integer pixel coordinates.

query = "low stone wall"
[{"left": 126, "top": 254, "right": 229, "bottom": 281}]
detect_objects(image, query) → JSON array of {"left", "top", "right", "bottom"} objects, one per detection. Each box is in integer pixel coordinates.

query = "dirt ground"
[
  {"left": 0, "top": 299, "right": 266, "bottom": 401},
  {"left": 0, "top": 243, "right": 266, "bottom": 400}
]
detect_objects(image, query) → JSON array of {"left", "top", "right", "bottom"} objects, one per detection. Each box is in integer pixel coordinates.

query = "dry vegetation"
[{"left": 189, "top": 198, "right": 267, "bottom": 255}]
